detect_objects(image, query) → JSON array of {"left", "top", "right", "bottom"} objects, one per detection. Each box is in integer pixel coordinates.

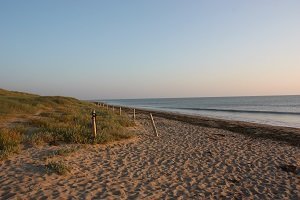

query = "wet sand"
[{"left": 0, "top": 112, "right": 299, "bottom": 199}]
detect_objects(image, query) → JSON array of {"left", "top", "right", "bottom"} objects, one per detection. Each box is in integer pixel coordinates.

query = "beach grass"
[
  {"left": 0, "top": 88, "right": 135, "bottom": 160},
  {"left": 0, "top": 128, "right": 22, "bottom": 159}
]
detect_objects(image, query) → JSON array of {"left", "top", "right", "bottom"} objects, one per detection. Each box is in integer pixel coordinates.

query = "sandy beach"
[
  {"left": 0, "top": 112, "right": 299, "bottom": 199},
  {"left": 2, "top": 0, "right": 300, "bottom": 199}
]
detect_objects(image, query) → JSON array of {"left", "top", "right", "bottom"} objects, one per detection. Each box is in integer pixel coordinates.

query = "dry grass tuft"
[
  {"left": 45, "top": 160, "right": 71, "bottom": 175},
  {"left": 0, "top": 128, "right": 22, "bottom": 159}
]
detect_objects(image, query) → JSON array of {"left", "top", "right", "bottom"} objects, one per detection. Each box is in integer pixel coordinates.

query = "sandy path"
[{"left": 0, "top": 114, "right": 299, "bottom": 199}]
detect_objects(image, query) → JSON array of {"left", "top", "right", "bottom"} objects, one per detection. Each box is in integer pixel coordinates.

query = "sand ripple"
[{"left": 0, "top": 114, "right": 299, "bottom": 199}]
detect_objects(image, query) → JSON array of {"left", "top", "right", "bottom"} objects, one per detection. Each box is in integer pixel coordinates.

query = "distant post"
[
  {"left": 150, "top": 113, "right": 158, "bottom": 137},
  {"left": 133, "top": 109, "right": 136, "bottom": 121},
  {"left": 92, "top": 110, "right": 97, "bottom": 139},
  {"left": 119, "top": 107, "right": 122, "bottom": 115}
]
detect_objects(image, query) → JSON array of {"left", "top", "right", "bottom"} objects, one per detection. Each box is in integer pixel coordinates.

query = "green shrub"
[{"left": 25, "top": 131, "right": 56, "bottom": 146}]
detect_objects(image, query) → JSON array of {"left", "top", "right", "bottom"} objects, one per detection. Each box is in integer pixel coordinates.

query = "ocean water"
[{"left": 103, "top": 95, "right": 300, "bottom": 128}]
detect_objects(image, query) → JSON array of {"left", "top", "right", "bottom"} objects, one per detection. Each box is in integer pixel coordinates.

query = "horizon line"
[{"left": 91, "top": 94, "right": 300, "bottom": 101}]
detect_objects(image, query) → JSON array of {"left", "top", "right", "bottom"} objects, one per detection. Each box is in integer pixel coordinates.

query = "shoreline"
[{"left": 100, "top": 103, "right": 300, "bottom": 147}]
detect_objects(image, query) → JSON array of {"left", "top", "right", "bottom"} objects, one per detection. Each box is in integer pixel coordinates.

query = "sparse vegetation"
[
  {"left": 0, "top": 128, "right": 22, "bottom": 159},
  {"left": 25, "top": 131, "right": 56, "bottom": 146},
  {"left": 54, "top": 146, "right": 79, "bottom": 156},
  {"left": 27, "top": 106, "right": 135, "bottom": 145},
  {"left": 42, "top": 146, "right": 81, "bottom": 162},
  {"left": 0, "top": 88, "right": 135, "bottom": 160},
  {"left": 45, "top": 161, "right": 71, "bottom": 175}
]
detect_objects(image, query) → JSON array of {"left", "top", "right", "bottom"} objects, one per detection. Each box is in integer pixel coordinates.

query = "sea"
[{"left": 102, "top": 95, "right": 300, "bottom": 128}]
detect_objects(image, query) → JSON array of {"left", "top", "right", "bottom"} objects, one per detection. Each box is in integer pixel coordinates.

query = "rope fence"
[{"left": 93, "top": 102, "right": 159, "bottom": 137}]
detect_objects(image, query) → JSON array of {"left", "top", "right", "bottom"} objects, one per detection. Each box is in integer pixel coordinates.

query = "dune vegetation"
[{"left": 0, "top": 88, "right": 135, "bottom": 160}]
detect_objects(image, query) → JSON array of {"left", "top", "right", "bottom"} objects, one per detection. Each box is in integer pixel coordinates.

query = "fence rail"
[{"left": 93, "top": 102, "right": 159, "bottom": 137}]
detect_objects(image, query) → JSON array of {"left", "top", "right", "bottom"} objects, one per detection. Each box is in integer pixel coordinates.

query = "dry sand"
[{"left": 0, "top": 113, "right": 299, "bottom": 199}]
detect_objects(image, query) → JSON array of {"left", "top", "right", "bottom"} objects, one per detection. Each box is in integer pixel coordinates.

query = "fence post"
[
  {"left": 119, "top": 107, "right": 122, "bottom": 115},
  {"left": 133, "top": 108, "right": 136, "bottom": 121},
  {"left": 92, "top": 110, "right": 97, "bottom": 139},
  {"left": 150, "top": 113, "right": 158, "bottom": 137}
]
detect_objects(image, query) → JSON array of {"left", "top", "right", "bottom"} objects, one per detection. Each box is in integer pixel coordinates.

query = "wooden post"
[
  {"left": 150, "top": 113, "right": 158, "bottom": 137},
  {"left": 119, "top": 107, "right": 122, "bottom": 115},
  {"left": 133, "top": 108, "right": 136, "bottom": 121},
  {"left": 92, "top": 110, "right": 97, "bottom": 139}
]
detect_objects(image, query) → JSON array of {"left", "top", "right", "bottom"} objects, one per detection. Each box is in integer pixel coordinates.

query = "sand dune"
[{"left": 0, "top": 113, "right": 299, "bottom": 199}]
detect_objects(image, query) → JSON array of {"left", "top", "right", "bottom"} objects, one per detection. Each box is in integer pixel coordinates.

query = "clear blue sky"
[{"left": 1, "top": 1, "right": 299, "bottom": 99}]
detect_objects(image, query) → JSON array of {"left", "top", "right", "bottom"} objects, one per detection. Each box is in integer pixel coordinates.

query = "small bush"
[
  {"left": 54, "top": 146, "right": 79, "bottom": 156},
  {"left": 25, "top": 131, "right": 56, "bottom": 146},
  {"left": 94, "top": 129, "right": 133, "bottom": 144},
  {"left": 115, "top": 115, "right": 135, "bottom": 127},
  {"left": 44, "top": 146, "right": 80, "bottom": 161},
  {"left": 45, "top": 161, "right": 71, "bottom": 175},
  {"left": 0, "top": 128, "right": 22, "bottom": 159}
]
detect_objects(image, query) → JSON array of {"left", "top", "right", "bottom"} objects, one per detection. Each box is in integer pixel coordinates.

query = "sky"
[{"left": 0, "top": 0, "right": 300, "bottom": 100}]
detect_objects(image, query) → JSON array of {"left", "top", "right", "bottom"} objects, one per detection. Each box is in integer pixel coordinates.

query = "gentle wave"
[
  {"left": 104, "top": 95, "right": 300, "bottom": 128},
  {"left": 168, "top": 107, "right": 300, "bottom": 115}
]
